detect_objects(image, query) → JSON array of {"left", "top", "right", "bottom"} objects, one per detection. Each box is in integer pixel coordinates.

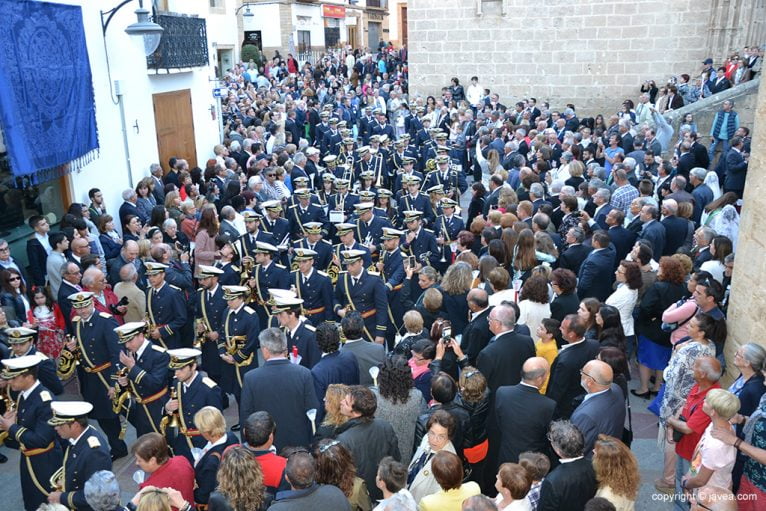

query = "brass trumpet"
[
  {"left": 0, "top": 386, "right": 16, "bottom": 446},
  {"left": 193, "top": 319, "right": 209, "bottom": 349},
  {"left": 110, "top": 366, "right": 131, "bottom": 415},
  {"left": 49, "top": 466, "right": 65, "bottom": 492},
  {"left": 56, "top": 334, "right": 80, "bottom": 380},
  {"left": 159, "top": 388, "right": 181, "bottom": 435},
  {"left": 225, "top": 335, "right": 247, "bottom": 356},
  {"left": 144, "top": 313, "right": 157, "bottom": 337}
]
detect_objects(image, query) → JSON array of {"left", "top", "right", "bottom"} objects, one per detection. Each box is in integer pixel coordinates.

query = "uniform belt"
[
  {"left": 391, "top": 284, "right": 403, "bottom": 291},
  {"left": 83, "top": 361, "right": 112, "bottom": 374},
  {"left": 360, "top": 309, "right": 376, "bottom": 319},
  {"left": 137, "top": 387, "right": 168, "bottom": 405},
  {"left": 22, "top": 441, "right": 55, "bottom": 457},
  {"left": 182, "top": 428, "right": 201, "bottom": 437},
  {"left": 304, "top": 306, "right": 326, "bottom": 315}
]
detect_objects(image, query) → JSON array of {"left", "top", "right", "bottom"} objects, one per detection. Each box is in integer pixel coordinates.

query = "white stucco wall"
[{"left": 43, "top": 0, "right": 230, "bottom": 224}]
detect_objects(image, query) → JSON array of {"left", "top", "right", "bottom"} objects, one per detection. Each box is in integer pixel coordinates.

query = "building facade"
[
  {"left": 0, "top": 0, "right": 239, "bottom": 264},
  {"left": 408, "top": 0, "right": 766, "bottom": 115},
  {"left": 240, "top": 0, "right": 390, "bottom": 62}
]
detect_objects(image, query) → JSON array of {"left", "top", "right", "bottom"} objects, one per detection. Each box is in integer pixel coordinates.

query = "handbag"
[{"left": 672, "top": 415, "right": 688, "bottom": 443}]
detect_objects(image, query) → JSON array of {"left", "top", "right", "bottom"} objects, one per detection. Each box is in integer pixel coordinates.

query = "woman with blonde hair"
[
  {"left": 193, "top": 406, "right": 239, "bottom": 507},
  {"left": 439, "top": 262, "right": 473, "bottom": 335},
  {"left": 592, "top": 435, "right": 640, "bottom": 511},
  {"left": 208, "top": 445, "right": 267, "bottom": 510},
  {"left": 318, "top": 384, "right": 350, "bottom": 439},
  {"left": 132, "top": 487, "right": 191, "bottom": 511},
  {"left": 164, "top": 191, "right": 183, "bottom": 225}
]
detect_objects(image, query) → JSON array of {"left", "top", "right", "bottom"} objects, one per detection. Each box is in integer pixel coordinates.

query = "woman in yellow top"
[{"left": 534, "top": 318, "right": 560, "bottom": 394}]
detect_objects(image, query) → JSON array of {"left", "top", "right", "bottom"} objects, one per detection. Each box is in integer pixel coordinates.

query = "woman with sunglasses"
[{"left": 0, "top": 268, "right": 30, "bottom": 323}]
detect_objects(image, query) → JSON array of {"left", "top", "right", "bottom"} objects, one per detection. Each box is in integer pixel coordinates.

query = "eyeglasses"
[
  {"left": 0, "top": 247, "right": 9, "bottom": 252},
  {"left": 411, "top": 353, "right": 425, "bottom": 362},
  {"left": 8, "top": 277, "right": 20, "bottom": 282},
  {"left": 579, "top": 370, "right": 596, "bottom": 381},
  {"left": 266, "top": 174, "right": 276, "bottom": 177},
  {"left": 427, "top": 430, "right": 448, "bottom": 441}
]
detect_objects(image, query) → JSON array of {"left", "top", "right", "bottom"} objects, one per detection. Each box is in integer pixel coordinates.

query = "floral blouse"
[
  {"left": 744, "top": 417, "right": 766, "bottom": 492},
  {"left": 659, "top": 340, "right": 716, "bottom": 424}
]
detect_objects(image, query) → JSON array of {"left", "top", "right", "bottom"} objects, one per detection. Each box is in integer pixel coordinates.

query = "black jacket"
[
  {"left": 477, "top": 330, "right": 536, "bottom": 395},
  {"left": 336, "top": 417, "right": 401, "bottom": 501},
  {"left": 538, "top": 457, "right": 597, "bottom": 511},
  {"left": 495, "top": 383, "right": 555, "bottom": 464},
  {"left": 414, "top": 400, "right": 472, "bottom": 458},
  {"left": 546, "top": 339, "right": 601, "bottom": 419},
  {"left": 455, "top": 389, "right": 490, "bottom": 449},
  {"left": 550, "top": 292, "right": 580, "bottom": 322},
  {"left": 635, "top": 281, "right": 687, "bottom": 347},
  {"left": 462, "top": 308, "right": 492, "bottom": 365}
]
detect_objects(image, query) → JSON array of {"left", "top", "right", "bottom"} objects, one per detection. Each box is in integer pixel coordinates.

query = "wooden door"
[
  {"left": 401, "top": 6, "right": 408, "bottom": 47},
  {"left": 152, "top": 89, "right": 197, "bottom": 173}
]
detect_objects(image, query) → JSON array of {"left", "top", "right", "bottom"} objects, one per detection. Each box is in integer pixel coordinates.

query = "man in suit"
[
  {"left": 709, "top": 67, "right": 732, "bottom": 94},
  {"left": 618, "top": 120, "right": 633, "bottom": 153},
  {"left": 482, "top": 175, "right": 504, "bottom": 216},
  {"left": 311, "top": 322, "right": 359, "bottom": 413},
  {"left": 665, "top": 84, "right": 684, "bottom": 111},
  {"left": 638, "top": 204, "right": 666, "bottom": 261},
  {"left": 723, "top": 135, "right": 748, "bottom": 198},
  {"left": 118, "top": 189, "right": 143, "bottom": 226},
  {"left": 25, "top": 215, "right": 51, "bottom": 287},
  {"left": 495, "top": 357, "right": 556, "bottom": 466},
  {"left": 692, "top": 227, "right": 716, "bottom": 270},
  {"left": 477, "top": 304, "right": 536, "bottom": 395},
  {"left": 537, "top": 420, "right": 597, "bottom": 511},
  {"left": 107, "top": 240, "right": 146, "bottom": 290},
  {"left": 577, "top": 231, "right": 616, "bottom": 301},
  {"left": 675, "top": 141, "right": 697, "bottom": 181},
  {"left": 546, "top": 314, "right": 600, "bottom": 419},
  {"left": 605, "top": 209, "right": 636, "bottom": 265},
  {"left": 239, "top": 328, "right": 319, "bottom": 450},
  {"left": 689, "top": 168, "right": 714, "bottom": 226},
  {"left": 218, "top": 206, "right": 242, "bottom": 242},
  {"left": 57, "top": 262, "right": 83, "bottom": 334},
  {"left": 339, "top": 312, "right": 385, "bottom": 386},
  {"left": 590, "top": 188, "right": 613, "bottom": 230},
  {"left": 660, "top": 199, "right": 691, "bottom": 255},
  {"left": 150, "top": 163, "right": 166, "bottom": 204},
  {"left": 462, "top": 289, "right": 493, "bottom": 365},
  {"left": 570, "top": 360, "right": 626, "bottom": 456},
  {"left": 558, "top": 226, "right": 592, "bottom": 275}
]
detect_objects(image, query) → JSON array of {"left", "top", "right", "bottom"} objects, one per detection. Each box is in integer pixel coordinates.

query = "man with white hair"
[
  {"left": 118, "top": 188, "right": 142, "bottom": 226},
  {"left": 660, "top": 198, "right": 692, "bottom": 255},
  {"left": 239, "top": 328, "right": 319, "bottom": 450},
  {"left": 150, "top": 163, "right": 166, "bottom": 203},
  {"left": 591, "top": 188, "right": 613, "bottom": 230},
  {"left": 529, "top": 182, "right": 549, "bottom": 213},
  {"left": 689, "top": 168, "right": 714, "bottom": 225}
]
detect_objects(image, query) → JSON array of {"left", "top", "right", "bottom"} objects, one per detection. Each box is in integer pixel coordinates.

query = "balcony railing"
[
  {"left": 366, "top": 0, "right": 386, "bottom": 9},
  {"left": 147, "top": 14, "right": 209, "bottom": 71}
]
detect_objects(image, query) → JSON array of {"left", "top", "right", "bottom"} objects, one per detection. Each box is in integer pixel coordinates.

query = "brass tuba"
[
  {"left": 0, "top": 386, "right": 16, "bottom": 446},
  {"left": 49, "top": 466, "right": 65, "bottom": 492},
  {"left": 56, "top": 334, "right": 80, "bottom": 380},
  {"left": 193, "top": 318, "right": 209, "bottom": 350},
  {"left": 159, "top": 388, "right": 181, "bottom": 435}
]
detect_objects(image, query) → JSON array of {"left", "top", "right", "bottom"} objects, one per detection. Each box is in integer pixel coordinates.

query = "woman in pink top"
[
  {"left": 193, "top": 206, "right": 219, "bottom": 275},
  {"left": 661, "top": 271, "right": 712, "bottom": 345}
]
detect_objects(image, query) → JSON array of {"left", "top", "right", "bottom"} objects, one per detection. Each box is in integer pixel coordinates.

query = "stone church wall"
[{"left": 408, "top": 0, "right": 765, "bottom": 116}]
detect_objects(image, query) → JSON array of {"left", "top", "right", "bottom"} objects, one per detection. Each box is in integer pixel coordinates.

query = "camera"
[{"left": 109, "top": 296, "right": 129, "bottom": 315}]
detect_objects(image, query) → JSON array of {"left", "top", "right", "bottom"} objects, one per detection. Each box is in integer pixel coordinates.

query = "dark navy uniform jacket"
[
  {"left": 321, "top": 129, "right": 342, "bottom": 156},
  {"left": 8, "top": 347, "right": 63, "bottom": 396},
  {"left": 397, "top": 193, "right": 434, "bottom": 226},
  {"left": 5, "top": 382, "right": 63, "bottom": 511},
  {"left": 261, "top": 217, "right": 291, "bottom": 248},
  {"left": 333, "top": 243, "right": 373, "bottom": 271},
  {"left": 423, "top": 169, "right": 468, "bottom": 195},
  {"left": 73, "top": 312, "right": 121, "bottom": 420},
  {"left": 291, "top": 269, "right": 334, "bottom": 326},
  {"left": 216, "top": 261, "right": 241, "bottom": 287},
  {"left": 147, "top": 283, "right": 188, "bottom": 350},
  {"left": 393, "top": 171, "right": 425, "bottom": 194},
  {"left": 218, "top": 304, "right": 260, "bottom": 401},
  {"left": 235, "top": 230, "right": 275, "bottom": 259},
  {"left": 194, "top": 284, "right": 227, "bottom": 380},
  {"left": 171, "top": 373, "right": 223, "bottom": 462},
  {"left": 287, "top": 203, "right": 328, "bottom": 239},
  {"left": 193, "top": 431, "right": 239, "bottom": 506},
  {"left": 333, "top": 270, "right": 388, "bottom": 342},
  {"left": 125, "top": 341, "right": 171, "bottom": 437},
  {"left": 355, "top": 216, "right": 392, "bottom": 254},
  {"left": 59, "top": 425, "right": 112, "bottom": 511},
  {"left": 372, "top": 122, "right": 395, "bottom": 141},
  {"left": 251, "top": 261, "right": 290, "bottom": 325},
  {"left": 381, "top": 248, "right": 406, "bottom": 332},
  {"left": 284, "top": 321, "right": 321, "bottom": 369},
  {"left": 292, "top": 239, "right": 333, "bottom": 272},
  {"left": 400, "top": 228, "right": 441, "bottom": 268},
  {"left": 329, "top": 192, "right": 360, "bottom": 218}
]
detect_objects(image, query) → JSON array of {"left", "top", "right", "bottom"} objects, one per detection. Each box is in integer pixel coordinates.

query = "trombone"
[
  {"left": 49, "top": 466, "right": 64, "bottom": 492},
  {"left": 110, "top": 366, "right": 131, "bottom": 415}
]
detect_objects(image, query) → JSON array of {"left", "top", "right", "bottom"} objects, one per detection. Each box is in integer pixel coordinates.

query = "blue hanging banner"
[{"left": 0, "top": 0, "right": 99, "bottom": 182}]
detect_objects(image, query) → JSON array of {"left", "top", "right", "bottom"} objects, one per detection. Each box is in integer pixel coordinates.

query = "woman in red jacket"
[{"left": 132, "top": 432, "right": 196, "bottom": 510}]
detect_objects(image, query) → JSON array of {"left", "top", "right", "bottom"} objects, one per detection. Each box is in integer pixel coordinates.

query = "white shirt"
[
  {"left": 21, "top": 380, "right": 41, "bottom": 400},
  {"left": 605, "top": 284, "right": 638, "bottom": 335},
  {"left": 559, "top": 338, "right": 586, "bottom": 352},
  {"left": 70, "top": 425, "right": 93, "bottom": 446},
  {"left": 135, "top": 340, "right": 151, "bottom": 360},
  {"left": 35, "top": 233, "right": 52, "bottom": 255}
]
